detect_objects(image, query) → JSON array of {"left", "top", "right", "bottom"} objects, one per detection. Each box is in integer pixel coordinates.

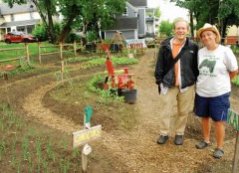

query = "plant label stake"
[
  {"left": 227, "top": 109, "right": 239, "bottom": 173},
  {"left": 72, "top": 106, "right": 101, "bottom": 173},
  {"left": 84, "top": 106, "right": 93, "bottom": 129},
  {"left": 82, "top": 106, "right": 93, "bottom": 172}
]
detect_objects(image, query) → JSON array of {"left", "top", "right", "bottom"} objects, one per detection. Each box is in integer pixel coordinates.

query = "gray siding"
[
  {"left": 0, "top": 3, "right": 37, "bottom": 15},
  {"left": 103, "top": 0, "right": 147, "bottom": 39},
  {"left": 138, "top": 9, "right": 146, "bottom": 37},
  {"left": 105, "top": 30, "right": 136, "bottom": 40},
  {"left": 127, "top": 6, "right": 137, "bottom": 17},
  {"left": 104, "top": 17, "right": 137, "bottom": 30},
  {"left": 128, "top": 0, "right": 147, "bottom": 7},
  {"left": 122, "top": 30, "right": 136, "bottom": 39}
]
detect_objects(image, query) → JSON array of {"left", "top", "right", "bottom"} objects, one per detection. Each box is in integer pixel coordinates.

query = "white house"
[
  {"left": 0, "top": 2, "right": 41, "bottom": 40},
  {"left": 146, "top": 8, "right": 160, "bottom": 37}
]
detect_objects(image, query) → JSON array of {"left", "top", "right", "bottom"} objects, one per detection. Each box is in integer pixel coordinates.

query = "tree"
[
  {"left": 154, "top": 8, "right": 161, "bottom": 18},
  {"left": 147, "top": 8, "right": 161, "bottom": 18},
  {"left": 4, "top": 0, "right": 57, "bottom": 43},
  {"left": 81, "top": 0, "right": 126, "bottom": 39},
  {"left": 175, "top": 0, "right": 239, "bottom": 43},
  {"left": 4, "top": 0, "right": 126, "bottom": 43},
  {"left": 56, "top": 0, "right": 126, "bottom": 42},
  {"left": 218, "top": 0, "right": 239, "bottom": 42},
  {"left": 159, "top": 20, "right": 173, "bottom": 37}
]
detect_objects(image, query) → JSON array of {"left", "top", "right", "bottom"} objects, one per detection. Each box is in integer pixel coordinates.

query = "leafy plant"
[
  {"left": 159, "top": 20, "right": 173, "bottom": 37},
  {"left": 46, "top": 141, "right": 56, "bottom": 161},
  {"left": 0, "top": 140, "right": 6, "bottom": 160},
  {"left": 87, "top": 75, "right": 124, "bottom": 104},
  {"left": 86, "top": 31, "right": 98, "bottom": 43},
  {"left": 0, "top": 102, "right": 94, "bottom": 171},
  {"left": 65, "top": 32, "right": 82, "bottom": 43},
  {"left": 32, "top": 24, "right": 48, "bottom": 41},
  {"left": 59, "top": 158, "right": 71, "bottom": 173},
  {"left": 22, "top": 136, "right": 30, "bottom": 161}
]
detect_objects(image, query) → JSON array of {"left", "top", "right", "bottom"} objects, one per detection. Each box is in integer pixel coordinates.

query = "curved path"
[{"left": 20, "top": 49, "right": 238, "bottom": 173}]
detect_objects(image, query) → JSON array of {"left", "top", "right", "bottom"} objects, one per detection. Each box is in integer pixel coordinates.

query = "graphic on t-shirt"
[{"left": 199, "top": 59, "right": 216, "bottom": 73}]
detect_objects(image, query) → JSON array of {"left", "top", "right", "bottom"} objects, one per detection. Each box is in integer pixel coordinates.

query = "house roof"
[
  {"left": 106, "top": 17, "right": 138, "bottom": 31},
  {"left": 0, "top": 3, "right": 37, "bottom": 15},
  {"left": 128, "top": 0, "right": 147, "bottom": 7},
  {"left": 0, "top": 19, "right": 40, "bottom": 28}
]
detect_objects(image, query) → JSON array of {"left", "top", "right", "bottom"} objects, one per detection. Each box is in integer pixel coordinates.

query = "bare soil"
[{"left": 1, "top": 49, "right": 239, "bottom": 173}]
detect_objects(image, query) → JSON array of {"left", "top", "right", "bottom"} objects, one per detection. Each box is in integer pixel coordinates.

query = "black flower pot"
[{"left": 120, "top": 89, "right": 137, "bottom": 104}]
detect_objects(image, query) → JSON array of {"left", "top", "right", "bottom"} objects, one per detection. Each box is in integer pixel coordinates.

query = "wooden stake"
[
  {"left": 232, "top": 132, "right": 239, "bottom": 173},
  {"left": 38, "top": 42, "right": 41, "bottom": 64},
  {"left": 81, "top": 152, "right": 88, "bottom": 173},
  {"left": 59, "top": 42, "right": 64, "bottom": 81},
  {"left": 25, "top": 43, "right": 30, "bottom": 65},
  {"left": 74, "top": 41, "right": 77, "bottom": 56}
]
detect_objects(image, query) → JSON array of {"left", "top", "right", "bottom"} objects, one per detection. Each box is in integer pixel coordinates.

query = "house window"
[
  {"left": 122, "top": 7, "right": 128, "bottom": 16},
  {"left": 17, "top": 26, "right": 25, "bottom": 32},
  {"left": 11, "top": 14, "right": 14, "bottom": 21}
]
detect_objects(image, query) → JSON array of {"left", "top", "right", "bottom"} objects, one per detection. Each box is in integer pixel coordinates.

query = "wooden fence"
[
  {"left": 38, "top": 41, "right": 84, "bottom": 64},
  {"left": 0, "top": 40, "right": 152, "bottom": 81},
  {"left": 0, "top": 44, "right": 30, "bottom": 65},
  {"left": 38, "top": 41, "right": 83, "bottom": 80},
  {"left": 0, "top": 42, "right": 84, "bottom": 81}
]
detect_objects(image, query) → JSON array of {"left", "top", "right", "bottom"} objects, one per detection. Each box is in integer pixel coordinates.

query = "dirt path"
[
  {"left": 21, "top": 49, "right": 239, "bottom": 173},
  {"left": 100, "top": 49, "right": 210, "bottom": 173},
  {"left": 23, "top": 82, "right": 80, "bottom": 133}
]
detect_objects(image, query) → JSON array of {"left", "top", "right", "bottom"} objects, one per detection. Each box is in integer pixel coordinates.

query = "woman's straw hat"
[{"left": 197, "top": 23, "right": 221, "bottom": 43}]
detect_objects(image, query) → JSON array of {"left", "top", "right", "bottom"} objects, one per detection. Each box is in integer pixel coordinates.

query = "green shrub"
[
  {"left": 87, "top": 75, "right": 124, "bottom": 104},
  {"left": 33, "top": 23, "right": 61, "bottom": 42},
  {"left": 32, "top": 24, "right": 48, "bottom": 41},
  {"left": 86, "top": 31, "right": 98, "bottom": 43},
  {"left": 65, "top": 33, "right": 82, "bottom": 43},
  {"left": 159, "top": 20, "right": 173, "bottom": 37}
]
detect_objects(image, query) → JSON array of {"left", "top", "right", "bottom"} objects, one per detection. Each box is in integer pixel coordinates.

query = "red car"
[{"left": 4, "top": 31, "right": 38, "bottom": 44}]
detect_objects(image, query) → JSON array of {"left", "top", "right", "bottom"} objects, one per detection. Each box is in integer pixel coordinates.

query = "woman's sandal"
[
  {"left": 195, "top": 141, "right": 210, "bottom": 149},
  {"left": 213, "top": 148, "right": 224, "bottom": 159}
]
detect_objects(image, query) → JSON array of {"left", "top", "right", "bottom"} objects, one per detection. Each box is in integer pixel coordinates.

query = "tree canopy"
[
  {"left": 4, "top": 0, "right": 126, "bottom": 43},
  {"left": 147, "top": 8, "right": 161, "bottom": 18},
  {"left": 159, "top": 20, "right": 173, "bottom": 37},
  {"left": 175, "top": 0, "right": 239, "bottom": 41}
]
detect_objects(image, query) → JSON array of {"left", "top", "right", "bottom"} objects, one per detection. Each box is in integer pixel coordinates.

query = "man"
[{"left": 154, "top": 17, "right": 198, "bottom": 145}]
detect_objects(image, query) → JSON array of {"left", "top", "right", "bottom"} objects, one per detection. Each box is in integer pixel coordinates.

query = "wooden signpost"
[
  {"left": 72, "top": 106, "right": 102, "bottom": 173},
  {"left": 227, "top": 109, "right": 239, "bottom": 173},
  {"left": 72, "top": 125, "right": 102, "bottom": 148}
]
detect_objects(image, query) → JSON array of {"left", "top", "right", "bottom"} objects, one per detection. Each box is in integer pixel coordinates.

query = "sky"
[{"left": 147, "top": 0, "right": 189, "bottom": 22}]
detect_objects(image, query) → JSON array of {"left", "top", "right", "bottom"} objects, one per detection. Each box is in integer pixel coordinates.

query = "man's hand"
[{"left": 230, "top": 70, "right": 238, "bottom": 80}]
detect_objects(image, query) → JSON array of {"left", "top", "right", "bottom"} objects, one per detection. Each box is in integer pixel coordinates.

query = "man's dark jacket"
[{"left": 154, "top": 37, "right": 198, "bottom": 89}]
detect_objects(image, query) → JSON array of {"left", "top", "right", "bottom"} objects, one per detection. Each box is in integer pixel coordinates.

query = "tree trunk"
[
  {"left": 58, "top": 24, "right": 72, "bottom": 43},
  {"left": 46, "top": 1, "right": 55, "bottom": 43},
  {"left": 58, "top": 15, "right": 76, "bottom": 43},
  {"left": 32, "top": 0, "right": 48, "bottom": 26},
  {"left": 221, "top": 18, "right": 228, "bottom": 44},
  {"left": 58, "top": 5, "right": 81, "bottom": 43},
  {"left": 189, "top": 11, "right": 194, "bottom": 39},
  {"left": 32, "top": 0, "right": 55, "bottom": 43}
]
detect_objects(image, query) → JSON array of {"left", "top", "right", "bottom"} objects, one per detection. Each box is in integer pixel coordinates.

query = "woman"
[{"left": 194, "top": 23, "right": 238, "bottom": 159}]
